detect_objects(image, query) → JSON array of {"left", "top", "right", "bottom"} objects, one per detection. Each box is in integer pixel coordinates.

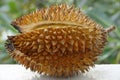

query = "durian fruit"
[{"left": 5, "top": 4, "right": 115, "bottom": 77}]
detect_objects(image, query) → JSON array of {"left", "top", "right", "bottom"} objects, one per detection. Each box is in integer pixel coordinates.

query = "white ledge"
[{"left": 0, "top": 64, "right": 120, "bottom": 80}]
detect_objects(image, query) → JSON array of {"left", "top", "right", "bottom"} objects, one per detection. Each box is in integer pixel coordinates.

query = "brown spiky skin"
[
  {"left": 11, "top": 4, "right": 104, "bottom": 33},
  {"left": 5, "top": 4, "right": 111, "bottom": 77}
]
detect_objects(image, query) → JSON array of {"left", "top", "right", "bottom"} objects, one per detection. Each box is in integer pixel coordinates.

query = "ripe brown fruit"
[{"left": 5, "top": 4, "right": 115, "bottom": 77}]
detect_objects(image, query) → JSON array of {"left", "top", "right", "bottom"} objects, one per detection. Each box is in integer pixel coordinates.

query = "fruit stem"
[{"left": 106, "top": 26, "right": 115, "bottom": 33}]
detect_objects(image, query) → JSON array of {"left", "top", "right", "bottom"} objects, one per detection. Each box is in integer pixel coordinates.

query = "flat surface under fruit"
[{"left": 0, "top": 64, "right": 120, "bottom": 80}]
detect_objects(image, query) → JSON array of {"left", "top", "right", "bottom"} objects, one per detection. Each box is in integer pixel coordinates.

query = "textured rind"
[
  {"left": 5, "top": 4, "right": 112, "bottom": 77},
  {"left": 11, "top": 4, "right": 103, "bottom": 33},
  {"left": 5, "top": 26, "right": 107, "bottom": 77}
]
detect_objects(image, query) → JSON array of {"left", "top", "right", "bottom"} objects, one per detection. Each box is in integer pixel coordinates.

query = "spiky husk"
[
  {"left": 11, "top": 4, "right": 103, "bottom": 33},
  {"left": 5, "top": 4, "right": 113, "bottom": 77}
]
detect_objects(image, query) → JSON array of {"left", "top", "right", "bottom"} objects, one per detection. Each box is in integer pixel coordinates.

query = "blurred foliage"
[{"left": 0, "top": 0, "right": 120, "bottom": 64}]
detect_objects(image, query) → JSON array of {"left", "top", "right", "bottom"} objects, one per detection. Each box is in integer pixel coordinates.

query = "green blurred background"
[{"left": 0, "top": 0, "right": 120, "bottom": 64}]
